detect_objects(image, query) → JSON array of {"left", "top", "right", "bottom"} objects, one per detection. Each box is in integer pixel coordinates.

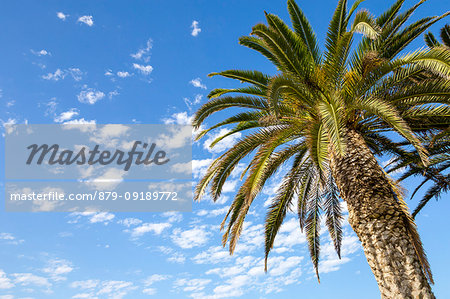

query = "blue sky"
[{"left": 0, "top": 0, "right": 449, "bottom": 298}]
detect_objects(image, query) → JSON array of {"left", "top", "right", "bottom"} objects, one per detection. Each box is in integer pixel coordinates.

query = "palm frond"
[{"left": 287, "top": 0, "right": 321, "bottom": 63}]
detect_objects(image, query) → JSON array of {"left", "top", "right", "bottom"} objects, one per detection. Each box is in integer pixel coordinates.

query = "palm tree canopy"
[
  {"left": 387, "top": 131, "right": 450, "bottom": 218},
  {"left": 385, "top": 24, "right": 450, "bottom": 219},
  {"left": 193, "top": 0, "right": 450, "bottom": 280},
  {"left": 425, "top": 24, "right": 450, "bottom": 47}
]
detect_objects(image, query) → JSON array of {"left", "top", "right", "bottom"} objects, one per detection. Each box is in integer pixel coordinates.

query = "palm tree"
[
  {"left": 387, "top": 132, "right": 450, "bottom": 218},
  {"left": 385, "top": 26, "right": 450, "bottom": 218},
  {"left": 425, "top": 24, "right": 450, "bottom": 48},
  {"left": 193, "top": 0, "right": 450, "bottom": 298}
]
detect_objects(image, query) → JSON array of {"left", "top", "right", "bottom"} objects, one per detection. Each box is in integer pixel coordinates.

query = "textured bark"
[{"left": 331, "top": 129, "right": 434, "bottom": 299}]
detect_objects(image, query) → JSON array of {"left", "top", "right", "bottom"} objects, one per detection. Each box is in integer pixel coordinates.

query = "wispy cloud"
[
  {"left": 42, "top": 258, "right": 73, "bottom": 281},
  {"left": 42, "top": 68, "right": 82, "bottom": 81},
  {"left": 0, "top": 269, "right": 14, "bottom": 289},
  {"left": 12, "top": 272, "right": 51, "bottom": 288},
  {"left": 117, "top": 71, "right": 131, "bottom": 78},
  {"left": 163, "top": 111, "right": 193, "bottom": 125},
  {"left": 0, "top": 233, "right": 24, "bottom": 245},
  {"left": 132, "top": 63, "right": 153, "bottom": 75},
  {"left": 189, "top": 78, "right": 206, "bottom": 89},
  {"left": 78, "top": 15, "right": 94, "bottom": 26},
  {"left": 131, "top": 39, "right": 152, "bottom": 62},
  {"left": 31, "top": 49, "right": 50, "bottom": 56},
  {"left": 184, "top": 94, "right": 203, "bottom": 111},
  {"left": 171, "top": 227, "right": 211, "bottom": 249},
  {"left": 129, "top": 223, "right": 172, "bottom": 238},
  {"left": 54, "top": 108, "right": 79, "bottom": 123},
  {"left": 118, "top": 218, "right": 142, "bottom": 228},
  {"left": 42, "top": 69, "right": 65, "bottom": 81},
  {"left": 63, "top": 118, "right": 96, "bottom": 125},
  {"left": 56, "top": 12, "right": 67, "bottom": 21},
  {"left": 191, "top": 20, "right": 201, "bottom": 37},
  {"left": 203, "top": 128, "right": 242, "bottom": 153},
  {"left": 77, "top": 87, "right": 105, "bottom": 104},
  {"left": 71, "top": 279, "right": 136, "bottom": 299}
]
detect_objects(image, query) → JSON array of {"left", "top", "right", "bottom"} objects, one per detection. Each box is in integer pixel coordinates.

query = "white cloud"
[
  {"left": 319, "top": 232, "right": 361, "bottom": 274},
  {"left": 89, "top": 212, "right": 115, "bottom": 224},
  {"left": 192, "top": 246, "right": 232, "bottom": 264},
  {"left": 78, "top": 15, "right": 94, "bottom": 26},
  {"left": 167, "top": 252, "right": 186, "bottom": 264},
  {"left": 118, "top": 218, "right": 142, "bottom": 227},
  {"left": 156, "top": 125, "right": 192, "bottom": 150},
  {"left": 171, "top": 162, "right": 192, "bottom": 175},
  {"left": 63, "top": 118, "right": 96, "bottom": 125},
  {"left": 0, "top": 233, "right": 24, "bottom": 245},
  {"left": 171, "top": 227, "right": 211, "bottom": 249},
  {"left": 97, "top": 280, "right": 136, "bottom": 297},
  {"left": 269, "top": 218, "right": 305, "bottom": 249},
  {"left": 42, "top": 258, "right": 73, "bottom": 281},
  {"left": 142, "top": 288, "right": 156, "bottom": 295},
  {"left": 72, "top": 293, "right": 98, "bottom": 299},
  {"left": 12, "top": 273, "right": 51, "bottom": 288},
  {"left": 69, "top": 212, "right": 115, "bottom": 225},
  {"left": 117, "top": 71, "right": 131, "bottom": 78},
  {"left": 108, "top": 90, "right": 119, "bottom": 99},
  {"left": 131, "top": 39, "right": 152, "bottom": 62},
  {"left": 211, "top": 274, "right": 251, "bottom": 298},
  {"left": 191, "top": 158, "right": 217, "bottom": 179},
  {"left": 54, "top": 108, "right": 79, "bottom": 123},
  {"left": 31, "top": 49, "right": 50, "bottom": 56},
  {"left": 191, "top": 20, "right": 201, "bottom": 37},
  {"left": 196, "top": 206, "right": 229, "bottom": 217},
  {"left": 174, "top": 278, "right": 211, "bottom": 293},
  {"left": 268, "top": 256, "right": 303, "bottom": 276},
  {"left": 45, "top": 97, "right": 58, "bottom": 115},
  {"left": 42, "top": 68, "right": 82, "bottom": 81},
  {"left": 129, "top": 223, "right": 172, "bottom": 238},
  {"left": 42, "top": 68, "right": 65, "bottom": 81},
  {"left": 189, "top": 78, "right": 207, "bottom": 89},
  {"left": 0, "top": 233, "right": 14, "bottom": 241},
  {"left": 132, "top": 63, "right": 153, "bottom": 75},
  {"left": 183, "top": 95, "right": 203, "bottom": 111},
  {"left": 88, "top": 124, "right": 131, "bottom": 148},
  {"left": 203, "top": 128, "right": 242, "bottom": 153},
  {"left": 70, "top": 280, "right": 99, "bottom": 289},
  {"left": 83, "top": 168, "right": 126, "bottom": 189},
  {"left": 0, "top": 270, "right": 14, "bottom": 289},
  {"left": 194, "top": 94, "right": 203, "bottom": 104},
  {"left": 163, "top": 212, "right": 183, "bottom": 223},
  {"left": 162, "top": 111, "right": 192, "bottom": 125},
  {"left": 143, "top": 274, "right": 170, "bottom": 286},
  {"left": 78, "top": 88, "right": 105, "bottom": 104},
  {"left": 57, "top": 12, "right": 67, "bottom": 20},
  {"left": 68, "top": 68, "right": 83, "bottom": 81},
  {"left": 1, "top": 118, "right": 17, "bottom": 135},
  {"left": 71, "top": 279, "right": 135, "bottom": 299}
]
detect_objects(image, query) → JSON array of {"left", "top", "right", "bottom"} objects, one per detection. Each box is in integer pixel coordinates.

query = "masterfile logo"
[
  {"left": 4, "top": 124, "right": 193, "bottom": 212},
  {"left": 26, "top": 141, "right": 170, "bottom": 171}
]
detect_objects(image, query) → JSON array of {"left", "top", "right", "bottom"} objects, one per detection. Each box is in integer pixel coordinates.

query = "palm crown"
[
  {"left": 425, "top": 24, "right": 450, "bottom": 48},
  {"left": 388, "top": 129, "right": 450, "bottom": 218},
  {"left": 193, "top": 0, "right": 449, "bottom": 281},
  {"left": 387, "top": 25, "right": 450, "bottom": 218}
]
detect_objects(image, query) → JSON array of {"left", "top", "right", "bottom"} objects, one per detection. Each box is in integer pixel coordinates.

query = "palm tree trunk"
[{"left": 331, "top": 129, "right": 434, "bottom": 299}]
